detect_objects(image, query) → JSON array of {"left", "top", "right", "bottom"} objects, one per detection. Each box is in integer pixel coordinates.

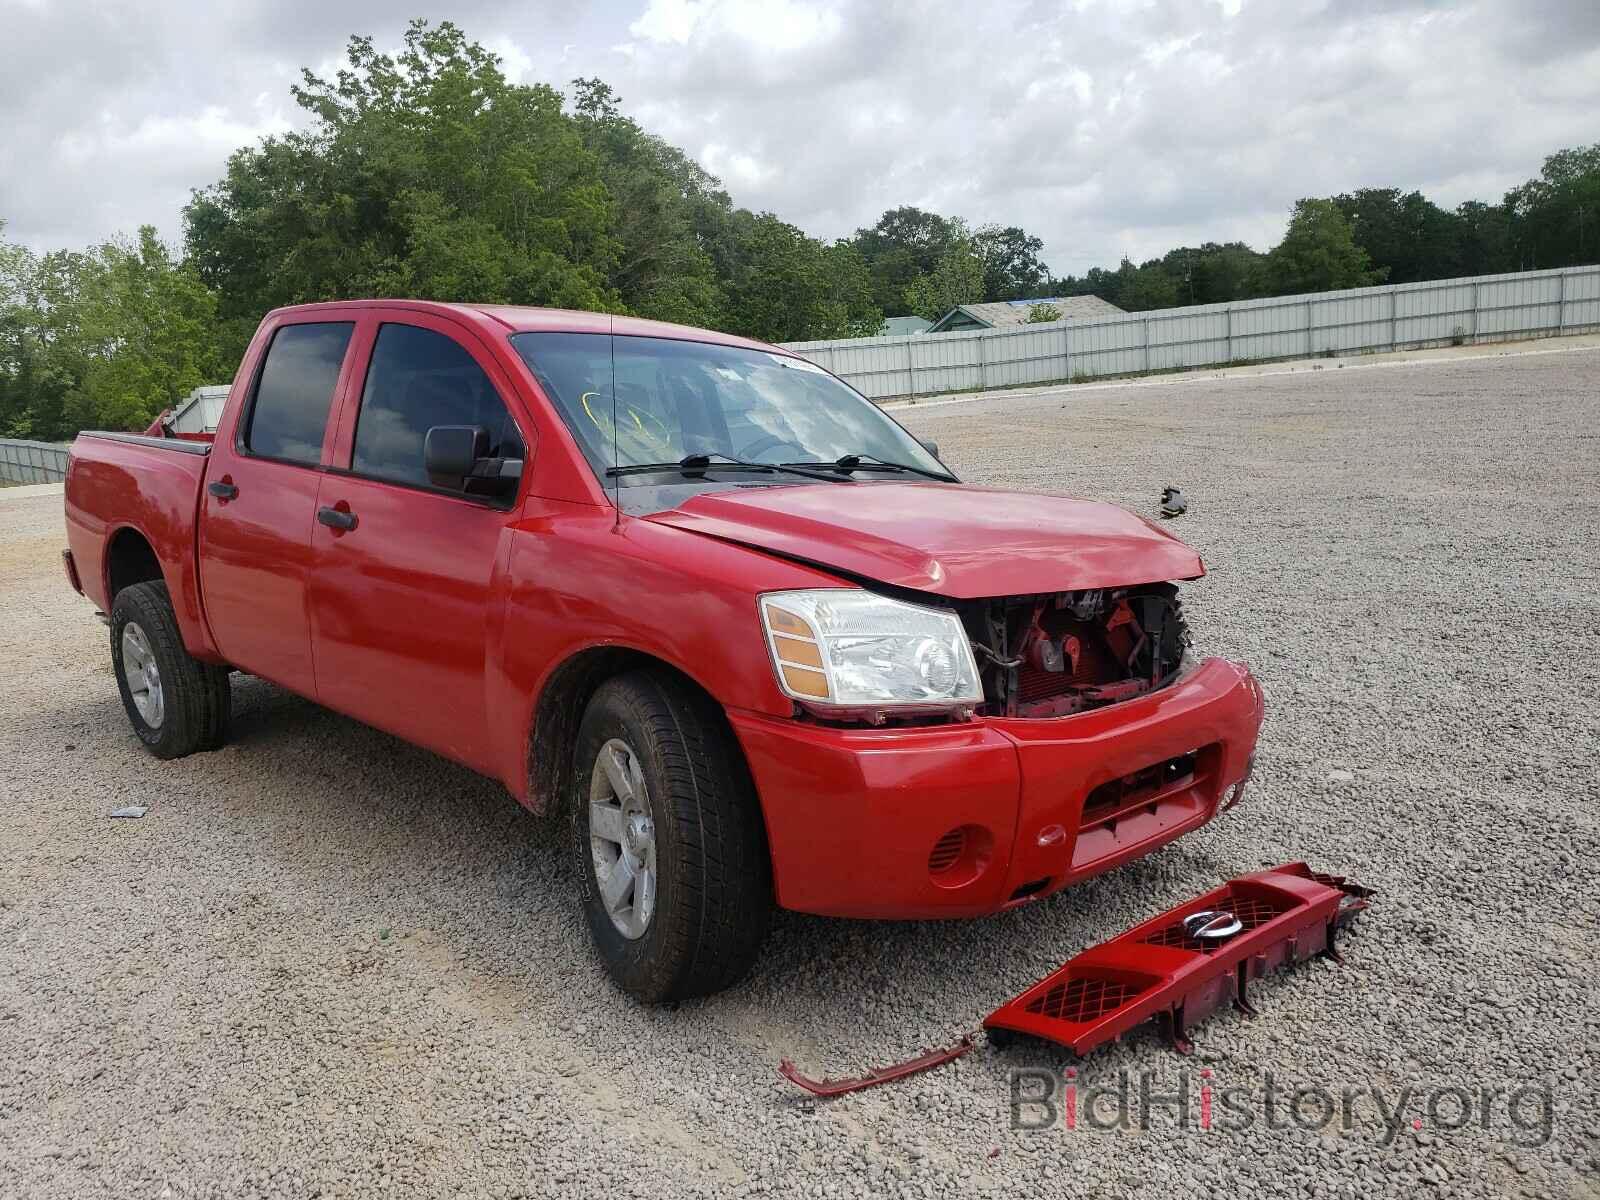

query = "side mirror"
[
  {"left": 424, "top": 425, "right": 488, "bottom": 489},
  {"left": 425, "top": 424, "right": 524, "bottom": 499},
  {"left": 918, "top": 438, "right": 941, "bottom": 459}
]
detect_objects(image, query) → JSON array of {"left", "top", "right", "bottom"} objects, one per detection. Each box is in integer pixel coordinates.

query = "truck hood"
[{"left": 644, "top": 482, "right": 1203, "bottom": 598}]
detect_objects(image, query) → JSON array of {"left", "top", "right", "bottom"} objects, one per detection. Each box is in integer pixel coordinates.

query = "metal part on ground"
[
  {"left": 1161, "top": 486, "right": 1187, "bottom": 518},
  {"left": 778, "top": 1035, "right": 975, "bottom": 1097},
  {"left": 983, "top": 862, "right": 1373, "bottom": 1057}
]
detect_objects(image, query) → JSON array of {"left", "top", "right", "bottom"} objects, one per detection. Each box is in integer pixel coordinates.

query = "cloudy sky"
[{"left": 3, "top": 0, "right": 1598, "bottom": 274}]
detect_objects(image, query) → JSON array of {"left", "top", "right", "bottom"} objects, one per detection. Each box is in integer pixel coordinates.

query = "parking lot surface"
[{"left": 2, "top": 347, "right": 1596, "bottom": 1198}]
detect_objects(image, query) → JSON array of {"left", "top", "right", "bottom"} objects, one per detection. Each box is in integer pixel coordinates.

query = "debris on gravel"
[{"left": 2, "top": 348, "right": 1596, "bottom": 1198}]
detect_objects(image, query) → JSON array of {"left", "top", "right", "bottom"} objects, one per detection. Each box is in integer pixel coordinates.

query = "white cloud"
[{"left": 630, "top": 0, "right": 708, "bottom": 44}]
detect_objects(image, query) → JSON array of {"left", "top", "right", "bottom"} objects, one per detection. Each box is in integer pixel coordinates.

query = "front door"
[
  {"left": 198, "top": 320, "right": 356, "bottom": 695},
  {"left": 307, "top": 315, "right": 529, "bottom": 772}
]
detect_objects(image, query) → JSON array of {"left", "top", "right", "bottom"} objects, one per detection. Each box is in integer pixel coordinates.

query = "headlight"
[{"left": 759, "top": 589, "right": 982, "bottom": 715}]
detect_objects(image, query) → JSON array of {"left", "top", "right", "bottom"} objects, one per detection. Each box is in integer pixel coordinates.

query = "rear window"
[{"left": 244, "top": 322, "right": 354, "bottom": 465}]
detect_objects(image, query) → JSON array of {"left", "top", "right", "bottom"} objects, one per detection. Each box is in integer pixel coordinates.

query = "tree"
[
  {"left": 0, "top": 223, "right": 224, "bottom": 438},
  {"left": 1111, "top": 258, "right": 1181, "bottom": 311},
  {"left": 1454, "top": 200, "right": 1515, "bottom": 276},
  {"left": 1266, "top": 200, "right": 1386, "bottom": 295},
  {"left": 1158, "top": 242, "right": 1266, "bottom": 305},
  {"left": 851, "top": 207, "right": 962, "bottom": 313},
  {"left": 971, "top": 224, "right": 1048, "bottom": 301},
  {"left": 903, "top": 240, "right": 986, "bottom": 321},
  {"left": 67, "top": 228, "right": 225, "bottom": 432},
  {"left": 1025, "top": 302, "right": 1062, "bottom": 323},
  {"left": 719, "top": 213, "right": 880, "bottom": 343},
  {"left": 185, "top": 20, "right": 621, "bottom": 363},
  {"left": 0, "top": 226, "right": 64, "bottom": 438},
  {"left": 1504, "top": 143, "right": 1600, "bottom": 270},
  {"left": 1333, "top": 188, "right": 1462, "bottom": 284},
  {"left": 569, "top": 77, "right": 726, "bottom": 328}
]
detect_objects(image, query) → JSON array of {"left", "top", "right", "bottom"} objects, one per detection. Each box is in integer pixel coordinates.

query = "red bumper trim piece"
[
  {"left": 983, "top": 862, "right": 1373, "bottom": 1056},
  {"left": 779, "top": 1035, "right": 975, "bottom": 1097}
]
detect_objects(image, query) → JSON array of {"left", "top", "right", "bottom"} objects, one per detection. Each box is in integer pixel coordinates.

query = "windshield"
[{"left": 509, "top": 332, "right": 946, "bottom": 485}]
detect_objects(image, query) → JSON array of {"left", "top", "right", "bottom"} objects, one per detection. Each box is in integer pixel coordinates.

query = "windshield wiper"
[
  {"left": 605, "top": 453, "right": 853, "bottom": 484},
  {"left": 781, "top": 453, "right": 958, "bottom": 482}
]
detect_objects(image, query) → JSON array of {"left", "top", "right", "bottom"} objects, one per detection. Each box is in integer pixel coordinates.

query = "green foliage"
[
  {"left": 971, "top": 224, "right": 1048, "bottom": 301},
  {"left": 717, "top": 213, "right": 880, "bottom": 342},
  {"left": 1265, "top": 200, "right": 1387, "bottom": 295},
  {"left": 851, "top": 207, "right": 963, "bottom": 313},
  {"left": 903, "top": 240, "right": 986, "bottom": 321},
  {"left": 186, "top": 20, "right": 620, "bottom": 348},
  {"left": 0, "top": 223, "right": 222, "bottom": 438},
  {"left": 1024, "top": 302, "right": 1062, "bottom": 323},
  {"left": 183, "top": 28, "right": 876, "bottom": 350},
  {"left": 852, "top": 211, "right": 1051, "bottom": 313},
  {"left": 1113, "top": 257, "right": 1183, "bottom": 310},
  {"left": 1505, "top": 143, "right": 1600, "bottom": 269},
  {"left": 1332, "top": 189, "right": 1461, "bottom": 284},
  {"left": 1157, "top": 243, "right": 1267, "bottom": 305},
  {"left": 569, "top": 77, "right": 726, "bottom": 328}
]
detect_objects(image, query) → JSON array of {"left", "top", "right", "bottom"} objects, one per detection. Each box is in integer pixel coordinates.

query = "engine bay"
[{"left": 960, "top": 583, "right": 1191, "bottom": 718}]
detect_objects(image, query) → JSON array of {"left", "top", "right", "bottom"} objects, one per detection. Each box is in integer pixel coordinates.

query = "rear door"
[
  {"left": 199, "top": 319, "right": 356, "bottom": 695},
  {"left": 307, "top": 314, "right": 530, "bottom": 772}
]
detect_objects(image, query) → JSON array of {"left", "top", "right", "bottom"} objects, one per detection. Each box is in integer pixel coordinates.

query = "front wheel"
[
  {"left": 574, "top": 670, "right": 771, "bottom": 1002},
  {"left": 110, "top": 580, "right": 231, "bottom": 759}
]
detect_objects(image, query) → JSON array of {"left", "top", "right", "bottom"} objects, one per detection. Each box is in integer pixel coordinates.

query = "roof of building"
[
  {"left": 927, "top": 295, "right": 1124, "bottom": 333},
  {"left": 879, "top": 315, "right": 932, "bottom": 336}
]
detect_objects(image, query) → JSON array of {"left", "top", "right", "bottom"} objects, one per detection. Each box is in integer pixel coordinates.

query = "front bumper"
[{"left": 730, "top": 657, "right": 1264, "bottom": 919}]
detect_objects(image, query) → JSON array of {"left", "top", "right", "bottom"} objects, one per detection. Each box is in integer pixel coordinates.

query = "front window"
[{"left": 508, "top": 332, "right": 945, "bottom": 485}]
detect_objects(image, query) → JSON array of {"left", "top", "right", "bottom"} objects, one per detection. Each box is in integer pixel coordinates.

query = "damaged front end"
[{"left": 961, "top": 583, "right": 1191, "bottom": 719}]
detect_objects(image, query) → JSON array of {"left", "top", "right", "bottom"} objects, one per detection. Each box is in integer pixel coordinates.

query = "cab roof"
[{"left": 263, "top": 299, "right": 789, "bottom": 357}]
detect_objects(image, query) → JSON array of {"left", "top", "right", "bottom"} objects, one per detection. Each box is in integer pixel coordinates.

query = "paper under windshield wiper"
[
  {"left": 605, "top": 453, "right": 852, "bottom": 483},
  {"left": 781, "top": 454, "right": 957, "bottom": 482}
]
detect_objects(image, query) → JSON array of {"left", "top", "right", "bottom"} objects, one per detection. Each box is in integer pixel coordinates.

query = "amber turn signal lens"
[
  {"left": 764, "top": 604, "right": 813, "bottom": 638},
  {"left": 771, "top": 635, "right": 823, "bottom": 668},
  {"left": 780, "top": 664, "right": 830, "bottom": 698}
]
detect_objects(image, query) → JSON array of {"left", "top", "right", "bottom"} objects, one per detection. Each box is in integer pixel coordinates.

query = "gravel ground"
[{"left": 3, "top": 346, "right": 1598, "bottom": 1199}]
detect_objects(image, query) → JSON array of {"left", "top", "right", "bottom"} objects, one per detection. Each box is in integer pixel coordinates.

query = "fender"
[{"left": 487, "top": 503, "right": 852, "bottom": 807}]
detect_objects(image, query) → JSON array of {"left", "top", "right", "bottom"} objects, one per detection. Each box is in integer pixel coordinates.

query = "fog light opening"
[{"left": 927, "top": 824, "right": 993, "bottom": 888}]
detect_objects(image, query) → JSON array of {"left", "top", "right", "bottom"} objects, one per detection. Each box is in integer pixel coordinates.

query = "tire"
[
  {"left": 110, "top": 580, "right": 231, "bottom": 759},
  {"left": 574, "top": 669, "right": 771, "bottom": 1002}
]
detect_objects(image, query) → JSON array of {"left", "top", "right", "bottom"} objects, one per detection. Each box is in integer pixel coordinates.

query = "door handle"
[
  {"left": 207, "top": 480, "right": 238, "bottom": 500},
  {"left": 317, "top": 506, "right": 358, "bottom": 532}
]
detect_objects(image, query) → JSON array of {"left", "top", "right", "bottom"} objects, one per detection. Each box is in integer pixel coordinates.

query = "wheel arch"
[
  {"left": 100, "top": 521, "right": 224, "bottom": 664},
  {"left": 526, "top": 644, "right": 757, "bottom": 826},
  {"left": 104, "top": 523, "right": 166, "bottom": 601}
]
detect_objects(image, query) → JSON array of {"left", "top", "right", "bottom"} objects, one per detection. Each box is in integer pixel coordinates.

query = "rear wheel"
[
  {"left": 574, "top": 670, "right": 771, "bottom": 1002},
  {"left": 110, "top": 580, "right": 231, "bottom": 759}
]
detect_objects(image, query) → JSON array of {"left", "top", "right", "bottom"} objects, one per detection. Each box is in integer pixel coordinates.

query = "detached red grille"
[
  {"left": 1025, "top": 977, "right": 1146, "bottom": 1023},
  {"left": 1141, "top": 891, "right": 1291, "bottom": 953},
  {"left": 984, "top": 862, "right": 1374, "bottom": 1057}
]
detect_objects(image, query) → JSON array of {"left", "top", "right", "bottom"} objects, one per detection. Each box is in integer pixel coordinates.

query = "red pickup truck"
[{"left": 63, "top": 300, "right": 1263, "bottom": 1001}]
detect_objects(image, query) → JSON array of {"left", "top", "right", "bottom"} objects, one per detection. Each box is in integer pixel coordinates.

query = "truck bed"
[{"left": 63, "top": 431, "right": 217, "bottom": 660}]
